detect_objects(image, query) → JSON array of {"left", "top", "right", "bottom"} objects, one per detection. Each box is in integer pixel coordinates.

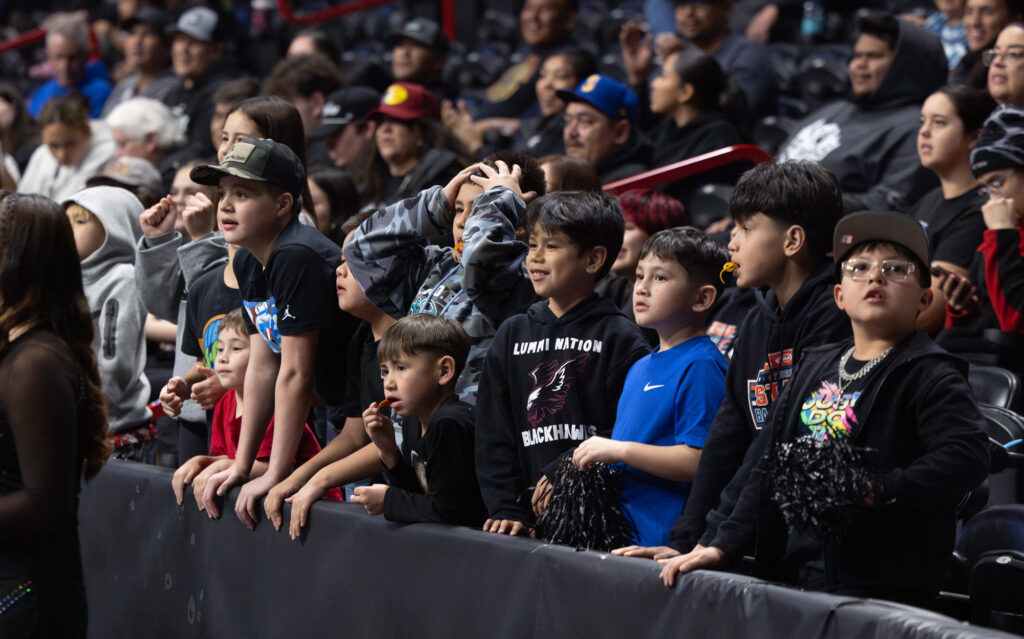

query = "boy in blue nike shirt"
[{"left": 573, "top": 228, "right": 728, "bottom": 546}]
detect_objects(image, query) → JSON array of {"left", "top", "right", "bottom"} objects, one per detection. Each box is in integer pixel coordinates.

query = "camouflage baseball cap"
[{"left": 190, "top": 138, "right": 305, "bottom": 196}]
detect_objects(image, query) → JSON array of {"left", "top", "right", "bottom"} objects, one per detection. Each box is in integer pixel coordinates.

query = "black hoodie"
[
  {"left": 777, "top": 20, "right": 946, "bottom": 211},
  {"left": 475, "top": 295, "right": 651, "bottom": 524},
  {"left": 669, "top": 263, "right": 852, "bottom": 551},
  {"left": 596, "top": 131, "right": 652, "bottom": 184},
  {"left": 708, "top": 332, "right": 989, "bottom": 596}
]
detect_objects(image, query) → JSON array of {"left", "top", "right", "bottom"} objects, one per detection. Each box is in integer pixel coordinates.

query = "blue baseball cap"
[{"left": 556, "top": 74, "right": 638, "bottom": 126}]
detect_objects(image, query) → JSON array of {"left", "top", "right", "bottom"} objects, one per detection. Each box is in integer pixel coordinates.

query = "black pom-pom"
[
  {"left": 536, "top": 458, "right": 638, "bottom": 552},
  {"left": 766, "top": 435, "right": 873, "bottom": 541}
]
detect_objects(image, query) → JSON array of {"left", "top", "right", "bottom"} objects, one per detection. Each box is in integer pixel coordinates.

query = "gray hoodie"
[{"left": 64, "top": 186, "right": 151, "bottom": 434}]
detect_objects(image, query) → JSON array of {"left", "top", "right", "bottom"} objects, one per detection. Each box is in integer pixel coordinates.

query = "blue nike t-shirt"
[{"left": 612, "top": 335, "right": 727, "bottom": 546}]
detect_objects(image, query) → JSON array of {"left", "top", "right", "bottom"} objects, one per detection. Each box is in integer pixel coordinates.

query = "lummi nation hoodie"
[
  {"left": 475, "top": 295, "right": 651, "bottom": 524},
  {"left": 64, "top": 186, "right": 151, "bottom": 434}
]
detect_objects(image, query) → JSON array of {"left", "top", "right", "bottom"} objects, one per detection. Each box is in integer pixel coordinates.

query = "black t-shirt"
[
  {"left": 343, "top": 321, "right": 386, "bottom": 419},
  {"left": 233, "top": 216, "right": 358, "bottom": 408},
  {"left": 911, "top": 185, "right": 987, "bottom": 269},
  {"left": 796, "top": 351, "right": 873, "bottom": 441},
  {"left": 181, "top": 266, "right": 242, "bottom": 368}
]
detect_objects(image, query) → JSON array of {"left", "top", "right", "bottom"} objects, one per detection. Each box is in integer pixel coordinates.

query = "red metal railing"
[
  {"left": 277, "top": 0, "right": 457, "bottom": 40},
  {"left": 604, "top": 144, "right": 773, "bottom": 194},
  {"left": 0, "top": 28, "right": 46, "bottom": 55}
]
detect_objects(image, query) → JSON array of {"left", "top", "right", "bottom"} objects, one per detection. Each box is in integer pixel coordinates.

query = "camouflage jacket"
[{"left": 344, "top": 185, "right": 536, "bottom": 404}]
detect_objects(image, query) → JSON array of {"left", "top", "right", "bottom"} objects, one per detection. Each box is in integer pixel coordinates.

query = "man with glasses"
[
  {"left": 953, "top": 0, "right": 1024, "bottom": 86},
  {"left": 940, "top": 104, "right": 1024, "bottom": 334},
  {"left": 986, "top": 23, "right": 1024, "bottom": 105}
]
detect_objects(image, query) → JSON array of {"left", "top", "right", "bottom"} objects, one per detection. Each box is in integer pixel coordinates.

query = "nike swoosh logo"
[{"left": 643, "top": 383, "right": 665, "bottom": 392}]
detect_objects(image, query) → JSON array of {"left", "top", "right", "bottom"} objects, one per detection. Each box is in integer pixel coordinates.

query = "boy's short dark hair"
[
  {"left": 729, "top": 161, "right": 844, "bottom": 261},
  {"left": 378, "top": 314, "right": 471, "bottom": 384},
  {"left": 477, "top": 152, "right": 547, "bottom": 198},
  {"left": 219, "top": 308, "right": 248, "bottom": 338},
  {"left": 639, "top": 226, "right": 732, "bottom": 298},
  {"left": 523, "top": 190, "right": 624, "bottom": 279}
]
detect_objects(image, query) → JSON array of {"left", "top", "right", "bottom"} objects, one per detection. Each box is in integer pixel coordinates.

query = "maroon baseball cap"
[{"left": 365, "top": 82, "right": 440, "bottom": 122}]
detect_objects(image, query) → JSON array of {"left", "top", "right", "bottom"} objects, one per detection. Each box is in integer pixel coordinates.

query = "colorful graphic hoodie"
[
  {"left": 345, "top": 184, "right": 536, "bottom": 404},
  {"left": 65, "top": 186, "right": 151, "bottom": 434},
  {"left": 709, "top": 333, "right": 989, "bottom": 596},
  {"left": 475, "top": 295, "right": 651, "bottom": 524}
]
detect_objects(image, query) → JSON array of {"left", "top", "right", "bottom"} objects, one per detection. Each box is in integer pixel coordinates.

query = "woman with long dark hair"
[{"left": 0, "top": 191, "right": 110, "bottom": 638}]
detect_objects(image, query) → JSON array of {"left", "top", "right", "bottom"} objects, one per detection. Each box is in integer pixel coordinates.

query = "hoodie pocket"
[{"left": 103, "top": 299, "right": 119, "bottom": 360}]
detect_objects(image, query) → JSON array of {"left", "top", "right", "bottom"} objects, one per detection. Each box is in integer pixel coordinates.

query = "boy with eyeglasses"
[{"left": 659, "top": 212, "right": 990, "bottom": 607}]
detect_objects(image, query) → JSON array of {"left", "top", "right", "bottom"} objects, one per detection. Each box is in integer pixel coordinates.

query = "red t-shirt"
[{"left": 210, "top": 390, "right": 343, "bottom": 500}]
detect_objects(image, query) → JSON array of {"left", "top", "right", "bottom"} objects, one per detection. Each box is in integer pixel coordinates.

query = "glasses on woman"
[
  {"left": 982, "top": 46, "right": 1024, "bottom": 66},
  {"left": 841, "top": 258, "right": 917, "bottom": 282}
]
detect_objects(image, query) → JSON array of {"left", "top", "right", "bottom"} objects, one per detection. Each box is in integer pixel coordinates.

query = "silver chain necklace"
[{"left": 838, "top": 345, "right": 894, "bottom": 395}]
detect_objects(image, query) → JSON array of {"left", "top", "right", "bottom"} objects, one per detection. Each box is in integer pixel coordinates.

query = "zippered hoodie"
[
  {"left": 475, "top": 295, "right": 651, "bottom": 524},
  {"left": 670, "top": 263, "right": 851, "bottom": 550},
  {"left": 708, "top": 333, "right": 990, "bottom": 595},
  {"left": 778, "top": 20, "right": 946, "bottom": 210},
  {"left": 65, "top": 186, "right": 150, "bottom": 434},
  {"left": 345, "top": 184, "right": 537, "bottom": 403}
]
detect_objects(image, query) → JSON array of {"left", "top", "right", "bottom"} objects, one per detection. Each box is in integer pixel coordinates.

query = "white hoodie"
[{"left": 64, "top": 186, "right": 151, "bottom": 434}]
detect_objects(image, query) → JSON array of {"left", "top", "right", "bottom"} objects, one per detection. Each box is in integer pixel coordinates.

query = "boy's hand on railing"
[{"left": 611, "top": 545, "right": 681, "bottom": 560}]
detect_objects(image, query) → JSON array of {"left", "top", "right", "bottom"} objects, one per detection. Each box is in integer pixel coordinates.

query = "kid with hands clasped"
[
  {"left": 350, "top": 315, "right": 486, "bottom": 526},
  {"left": 658, "top": 213, "right": 990, "bottom": 605},
  {"left": 572, "top": 228, "right": 728, "bottom": 546}
]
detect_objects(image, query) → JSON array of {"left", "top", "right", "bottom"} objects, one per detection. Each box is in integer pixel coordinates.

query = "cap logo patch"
[
  {"left": 224, "top": 141, "right": 256, "bottom": 164},
  {"left": 323, "top": 102, "right": 341, "bottom": 117},
  {"left": 841, "top": 234, "right": 853, "bottom": 245},
  {"left": 383, "top": 84, "right": 409, "bottom": 106},
  {"left": 581, "top": 75, "right": 600, "bottom": 93}
]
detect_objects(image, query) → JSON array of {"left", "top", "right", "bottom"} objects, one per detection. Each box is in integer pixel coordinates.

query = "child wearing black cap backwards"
[
  {"left": 190, "top": 138, "right": 356, "bottom": 529},
  {"left": 660, "top": 212, "right": 990, "bottom": 607}
]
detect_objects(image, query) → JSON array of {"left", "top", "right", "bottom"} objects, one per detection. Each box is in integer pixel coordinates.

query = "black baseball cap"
[
  {"left": 190, "top": 138, "right": 305, "bottom": 197},
  {"left": 385, "top": 18, "right": 449, "bottom": 54},
  {"left": 312, "top": 86, "right": 381, "bottom": 139},
  {"left": 833, "top": 211, "right": 931, "bottom": 284}
]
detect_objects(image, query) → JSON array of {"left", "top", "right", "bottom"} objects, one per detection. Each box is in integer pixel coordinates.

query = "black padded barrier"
[{"left": 79, "top": 461, "right": 1020, "bottom": 639}]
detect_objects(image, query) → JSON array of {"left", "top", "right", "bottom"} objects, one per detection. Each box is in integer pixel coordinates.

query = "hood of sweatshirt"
[
  {"left": 525, "top": 293, "right": 624, "bottom": 327},
  {"left": 64, "top": 186, "right": 144, "bottom": 283},
  {"left": 858, "top": 20, "right": 947, "bottom": 111}
]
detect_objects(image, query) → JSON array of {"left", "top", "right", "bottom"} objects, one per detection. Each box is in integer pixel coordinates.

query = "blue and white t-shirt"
[{"left": 612, "top": 335, "right": 727, "bottom": 546}]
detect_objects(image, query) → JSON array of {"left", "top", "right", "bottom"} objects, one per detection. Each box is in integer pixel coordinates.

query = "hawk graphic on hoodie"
[{"left": 526, "top": 354, "right": 589, "bottom": 428}]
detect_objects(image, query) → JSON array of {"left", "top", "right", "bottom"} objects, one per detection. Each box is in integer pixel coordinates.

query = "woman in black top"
[
  {"left": 0, "top": 192, "right": 110, "bottom": 638},
  {"left": 912, "top": 85, "right": 996, "bottom": 332},
  {"left": 647, "top": 50, "right": 745, "bottom": 170}
]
